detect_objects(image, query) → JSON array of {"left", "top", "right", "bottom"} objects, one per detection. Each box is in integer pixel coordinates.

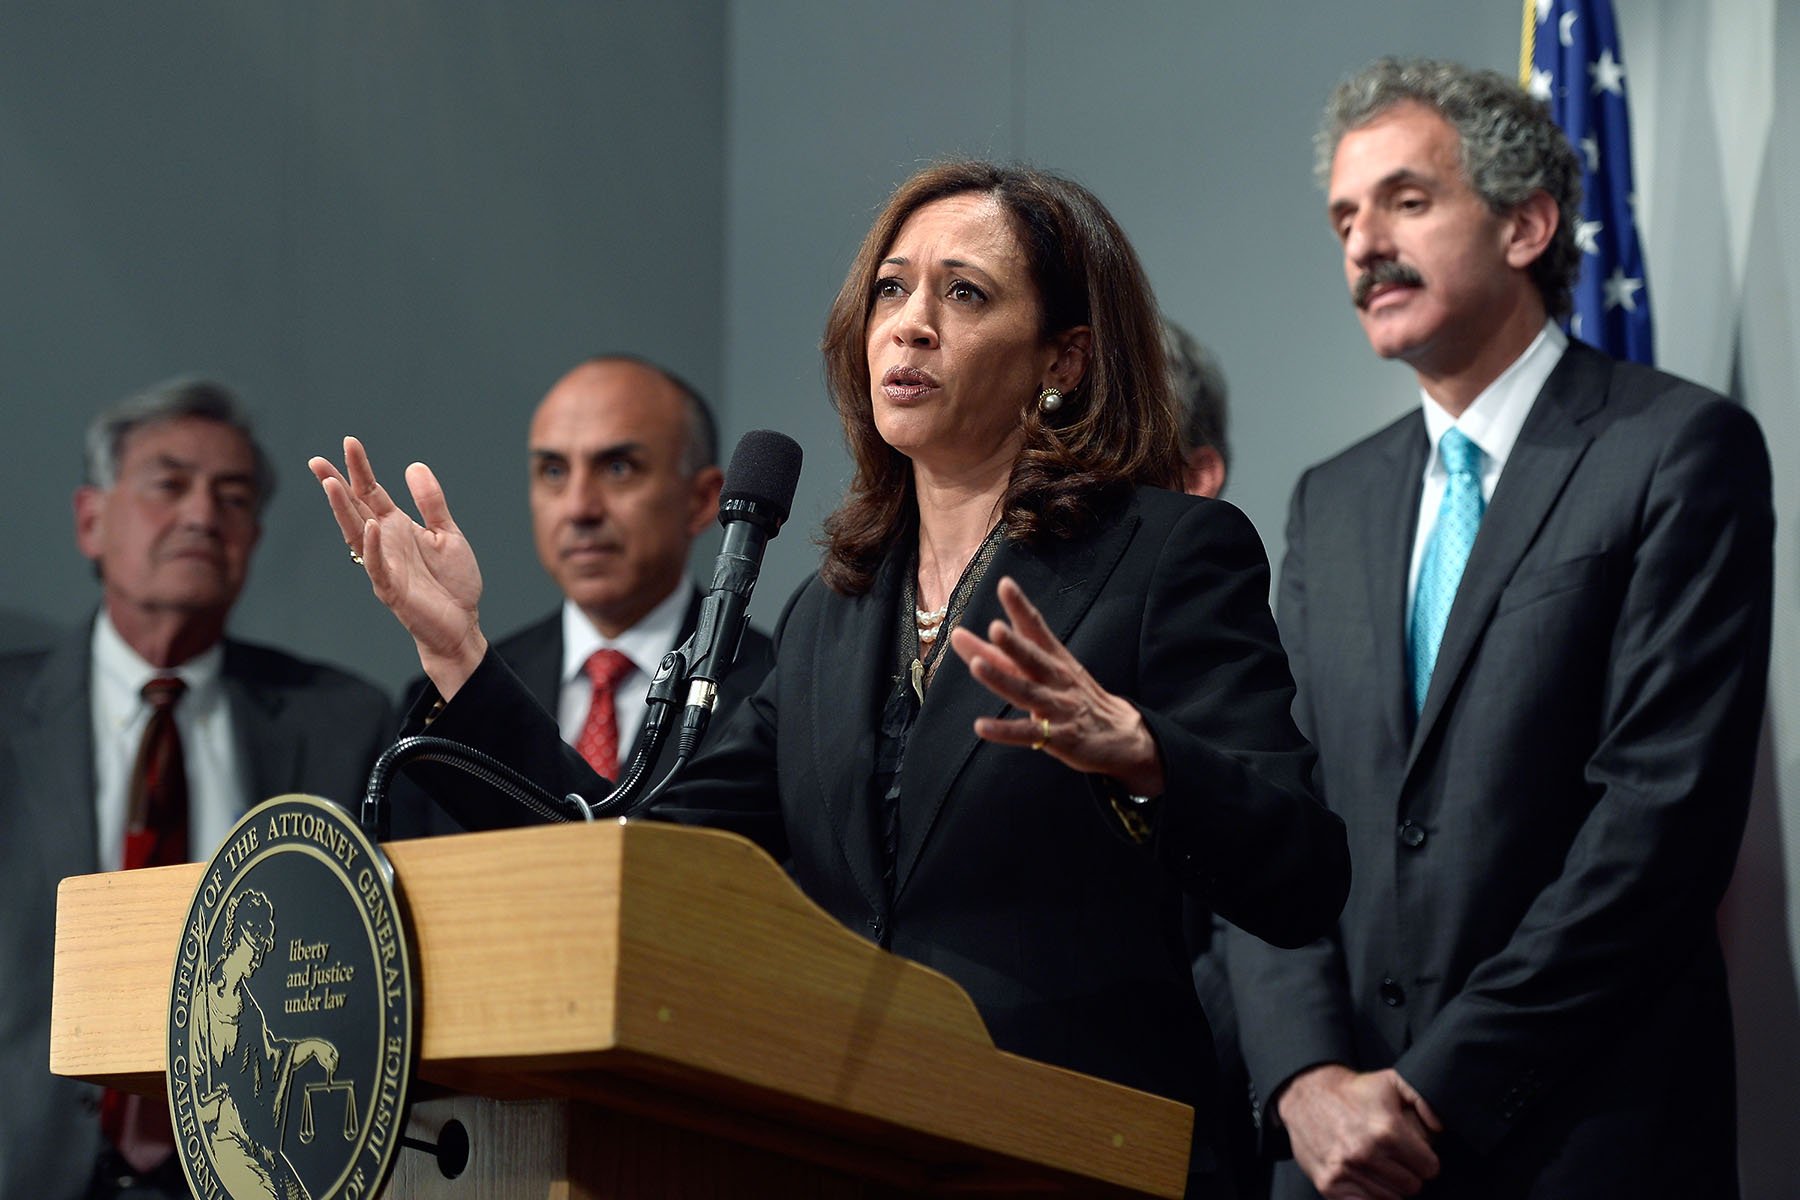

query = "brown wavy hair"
[{"left": 819, "top": 161, "right": 1181, "bottom": 595}]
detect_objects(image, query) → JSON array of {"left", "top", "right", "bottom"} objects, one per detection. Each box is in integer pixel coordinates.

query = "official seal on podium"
[{"left": 165, "top": 794, "right": 416, "bottom": 1200}]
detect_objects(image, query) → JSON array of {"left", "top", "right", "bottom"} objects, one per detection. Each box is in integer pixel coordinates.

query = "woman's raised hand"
[
  {"left": 308, "top": 437, "right": 488, "bottom": 698},
  {"left": 950, "top": 576, "right": 1166, "bottom": 797}
]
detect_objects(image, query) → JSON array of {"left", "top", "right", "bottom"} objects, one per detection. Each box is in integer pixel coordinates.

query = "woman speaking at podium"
[{"left": 312, "top": 161, "right": 1347, "bottom": 1197}]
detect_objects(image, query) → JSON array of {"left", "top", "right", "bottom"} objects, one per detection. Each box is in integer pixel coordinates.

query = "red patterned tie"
[
  {"left": 100, "top": 676, "right": 187, "bottom": 1171},
  {"left": 574, "top": 649, "right": 635, "bottom": 780}
]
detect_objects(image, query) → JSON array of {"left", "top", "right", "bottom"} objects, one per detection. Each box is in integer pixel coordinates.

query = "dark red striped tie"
[{"left": 99, "top": 675, "right": 187, "bottom": 1171}]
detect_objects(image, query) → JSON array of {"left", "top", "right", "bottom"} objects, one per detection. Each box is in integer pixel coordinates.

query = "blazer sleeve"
[
  {"left": 1135, "top": 496, "right": 1350, "bottom": 950},
  {"left": 396, "top": 649, "right": 601, "bottom": 831},
  {"left": 1222, "top": 467, "right": 1363, "bottom": 1135},
  {"left": 397, "top": 587, "right": 798, "bottom": 860},
  {"left": 1395, "top": 399, "right": 1774, "bottom": 1152}
]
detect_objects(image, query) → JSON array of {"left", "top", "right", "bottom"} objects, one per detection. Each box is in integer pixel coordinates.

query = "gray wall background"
[
  {"left": 2, "top": 2, "right": 1793, "bottom": 1192},
  {"left": 0, "top": 2, "right": 730, "bottom": 671}
]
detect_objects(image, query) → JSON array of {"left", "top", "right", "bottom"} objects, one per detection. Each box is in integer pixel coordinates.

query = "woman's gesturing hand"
[
  {"left": 950, "top": 576, "right": 1165, "bottom": 797},
  {"left": 308, "top": 436, "right": 488, "bottom": 699}
]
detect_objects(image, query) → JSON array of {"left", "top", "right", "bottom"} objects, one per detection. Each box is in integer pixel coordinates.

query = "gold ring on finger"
[
  {"left": 1030, "top": 714, "right": 1052, "bottom": 751},
  {"left": 349, "top": 546, "right": 364, "bottom": 566}
]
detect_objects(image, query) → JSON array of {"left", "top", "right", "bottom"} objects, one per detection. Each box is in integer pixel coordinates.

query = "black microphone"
[
  {"left": 675, "top": 431, "right": 802, "bottom": 752},
  {"left": 597, "top": 432, "right": 803, "bottom": 819},
  {"left": 575, "top": 431, "right": 804, "bottom": 821}
]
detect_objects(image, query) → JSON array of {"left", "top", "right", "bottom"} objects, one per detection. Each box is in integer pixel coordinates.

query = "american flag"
[{"left": 1523, "top": 0, "right": 1654, "bottom": 363}]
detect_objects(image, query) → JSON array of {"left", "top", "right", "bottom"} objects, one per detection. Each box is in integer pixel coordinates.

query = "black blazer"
[
  {"left": 416, "top": 487, "right": 1348, "bottom": 1182},
  {"left": 1229, "top": 342, "right": 1774, "bottom": 1198},
  {"left": 0, "top": 624, "right": 394, "bottom": 1200}
]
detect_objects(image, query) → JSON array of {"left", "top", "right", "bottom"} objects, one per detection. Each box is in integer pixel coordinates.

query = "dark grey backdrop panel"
[{"left": 0, "top": 2, "right": 728, "bottom": 693}]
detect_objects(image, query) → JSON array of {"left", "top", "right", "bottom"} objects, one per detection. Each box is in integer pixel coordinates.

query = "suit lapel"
[
  {"left": 515, "top": 612, "right": 568, "bottom": 715},
  {"left": 1406, "top": 345, "right": 1606, "bottom": 771},
  {"left": 14, "top": 627, "right": 102, "bottom": 878},
  {"left": 807, "top": 553, "right": 900, "bottom": 916},
  {"left": 1365, "top": 418, "right": 1429, "bottom": 756},
  {"left": 893, "top": 504, "right": 1140, "bottom": 900},
  {"left": 223, "top": 642, "right": 301, "bottom": 803}
]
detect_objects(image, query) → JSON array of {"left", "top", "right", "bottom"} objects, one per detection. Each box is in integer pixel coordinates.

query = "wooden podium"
[{"left": 51, "top": 821, "right": 1191, "bottom": 1197}]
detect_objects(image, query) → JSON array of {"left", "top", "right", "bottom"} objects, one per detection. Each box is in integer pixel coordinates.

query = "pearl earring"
[{"left": 1038, "top": 386, "right": 1064, "bottom": 414}]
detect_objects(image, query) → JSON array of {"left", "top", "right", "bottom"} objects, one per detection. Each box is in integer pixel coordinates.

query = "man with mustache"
[
  {"left": 0, "top": 378, "right": 392, "bottom": 1199},
  {"left": 415, "top": 356, "right": 771, "bottom": 806},
  {"left": 1228, "top": 59, "right": 1773, "bottom": 1199}
]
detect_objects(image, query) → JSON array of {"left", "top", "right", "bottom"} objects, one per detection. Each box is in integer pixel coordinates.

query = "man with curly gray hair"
[{"left": 1229, "top": 57, "right": 1773, "bottom": 1199}]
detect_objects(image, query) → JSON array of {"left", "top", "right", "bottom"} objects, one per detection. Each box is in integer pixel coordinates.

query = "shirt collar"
[
  {"left": 559, "top": 578, "right": 693, "bottom": 684},
  {"left": 1419, "top": 320, "right": 1567, "bottom": 473},
  {"left": 91, "top": 610, "right": 225, "bottom": 717}
]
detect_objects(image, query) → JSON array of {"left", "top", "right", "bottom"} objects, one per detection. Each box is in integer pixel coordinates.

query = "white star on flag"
[
  {"left": 1590, "top": 48, "right": 1626, "bottom": 96},
  {"left": 1531, "top": 0, "right": 1654, "bottom": 363},
  {"left": 1603, "top": 268, "right": 1643, "bottom": 311}
]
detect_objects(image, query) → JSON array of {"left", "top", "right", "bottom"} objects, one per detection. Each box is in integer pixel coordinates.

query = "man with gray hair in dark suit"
[
  {"left": 1229, "top": 58, "right": 1772, "bottom": 1199},
  {"left": 1164, "top": 318, "right": 1270, "bottom": 1200},
  {"left": 0, "top": 378, "right": 392, "bottom": 1199}
]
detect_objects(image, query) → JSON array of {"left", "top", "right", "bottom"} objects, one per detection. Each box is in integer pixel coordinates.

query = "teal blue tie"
[{"left": 1409, "top": 428, "right": 1485, "bottom": 717}]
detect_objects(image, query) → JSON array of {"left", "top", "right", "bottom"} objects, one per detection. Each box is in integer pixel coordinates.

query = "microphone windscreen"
[{"left": 719, "top": 430, "right": 803, "bottom": 528}]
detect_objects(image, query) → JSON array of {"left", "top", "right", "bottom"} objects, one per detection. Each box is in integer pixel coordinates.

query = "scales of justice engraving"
[
  {"left": 298, "top": 1080, "right": 359, "bottom": 1145},
  {"left": 189, "top": 889, "right": 350, "bottom": 1200}
]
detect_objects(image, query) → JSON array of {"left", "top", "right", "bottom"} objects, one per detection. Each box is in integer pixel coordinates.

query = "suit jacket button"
[
  {"left": 1379, "top": 977, "right": 1406, "bottom": 1007},
  {"left": 1397, "top": 820, "right": 1426, "bottom": 848},
  {"left": 867, "top": 915, "right": 886, "bottom": 942}
]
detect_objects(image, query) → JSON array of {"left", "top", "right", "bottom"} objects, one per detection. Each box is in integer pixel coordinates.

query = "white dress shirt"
[
  {"left": 555, "top": 580, "right": 693, "bottom": 756},
  {"left": 90, "top": 613, "right": 247, "bottom": 867},
  {"left": 1406, "top": 321, "right": 1568, "bottom": 624}
]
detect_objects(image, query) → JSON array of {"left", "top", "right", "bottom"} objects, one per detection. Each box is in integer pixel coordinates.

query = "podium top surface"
[{"left": 53, "top": 819, "right": 1191, "bottom": 1197}]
